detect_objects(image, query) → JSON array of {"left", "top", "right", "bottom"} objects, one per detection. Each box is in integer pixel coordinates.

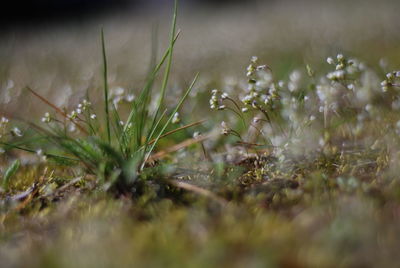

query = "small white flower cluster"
[
  {"left": 110, "top": 87, "right": 135, "bottom": 108},
  {"left": 326, "top": 54, "right": 361, "bottom": 81},
  {"left": 118, "top": 120, "right": 133, "bottom": 129},
  {"left": 41, "top": 112, "right": 51, "bottom": 123},
  {"left": 381, "top": 71, "right": 400, "bottom": 92},
  {"left": 77, "top": 99, "right": 92, "bottom": 115},
  {"left": 246, "top": 56, "right": 266, "bottom": 73},
  {"left": 40, "top": 99, "right": 98, "bottom": 134},
  {"left": 211, "top": 52, "right": 400, "bottom": 157},
  {"left": 66, "top": 99, "right": 92, "bottom": 120},
  {"left": 209, "top": 89, "right": 229, "bottom": 110},
  {"left": 0, "top": 119, "right": 21, "bottom": 138},
  {"left": 241, "top": 56, "right": 278, "bottom": 111}
]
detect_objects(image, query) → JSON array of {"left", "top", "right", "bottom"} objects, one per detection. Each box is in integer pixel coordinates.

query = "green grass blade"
[
  {"left": 2, "top": 159, "right": 20, "bottom": 190},
  {"left": 154, "top": 0, "right": 178, "bottom": 118},
  {"left": 101, "top": 28, "right": 111, "bottom": 145}
]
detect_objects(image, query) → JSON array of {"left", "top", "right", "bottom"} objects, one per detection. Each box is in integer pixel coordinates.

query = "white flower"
[
  {"left": 256, "top": 65, "right": 267, "bottom": 71},
  {"left": 41, "top": 112, "right": 51, "bottom": 123},
  {"left": 193, "top": 132, "right": 201, "bottom": 139},
  {"left": 386, "top": 73, "right": 394, "bottom": 79},
  {"left": 113, "top": 96, "right": 122, "bottom": 108},
  {"left": 1, "top": 117, "right": 9, "bottom": 124},
  {"left": 68, "top": 124, "right": 76, "bottom": 133},
  {"left": 289, "top": 70, "right": 301, "bottom": 82},
  {"left": 82, "top": 99, "right": 91, "bottom": 109},
  {"left": 90, "top": 114, "right": 97, "bottom": 119},
  {"left": 68, "top": 110, "right": 78, "bottom": 119},
  {"left": 218, "top": 105, "right": 226, "bottom": 110},
  {"left": 125, "top": 94, "right": 135, "bottom": 102},
  {"left": 172, "top": 112, "right": 180, "bottom": 124},
  {"left": 11, "top": 127, "right": 23, "bottom": 137},
  {"left": 327, "top": 70, "right": 345, "bottom": 80},
  {"left": 327, "top": 57, "right": 335, "bottom": 65},
  {"left": 251, "top": 56, "right": 258, "bottom": 63},
  {"left": 365, "top": 104, "right": 372, "bottom": 112},
  {"left": 220, "top": 121, "right": 230, "bottom": 135},
  {"left": 113, "top": 87, "right": 125, "bottom": 96},
  {"left": 336, "top": 63, "right": 345, "bottom": 70}
]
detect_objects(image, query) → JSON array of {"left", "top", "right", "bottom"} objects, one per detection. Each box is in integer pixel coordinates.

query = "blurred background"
[
  {"left": 1, "top": 0, "right": 400, "bottom": 118},
  {"left": 2, "top": 0, "right": 253, "bottom": 29}
]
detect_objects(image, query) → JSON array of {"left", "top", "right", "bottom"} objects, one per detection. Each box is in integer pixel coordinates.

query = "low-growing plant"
[{"left": 0, "top": 0, "right": 200, "bottom": 195}]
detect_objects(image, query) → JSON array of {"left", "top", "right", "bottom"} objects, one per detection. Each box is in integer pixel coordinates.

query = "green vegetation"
[{"left": 1, "top": 1, "right": 400, "bottom": 267}]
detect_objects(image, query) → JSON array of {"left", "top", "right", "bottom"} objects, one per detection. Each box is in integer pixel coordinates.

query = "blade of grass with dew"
[
  {"left": 101, "top": 28, "right": 111, "bottom": 145},
  {"left": 141, "top": 73, "right": 199, "bottom": 170}
]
